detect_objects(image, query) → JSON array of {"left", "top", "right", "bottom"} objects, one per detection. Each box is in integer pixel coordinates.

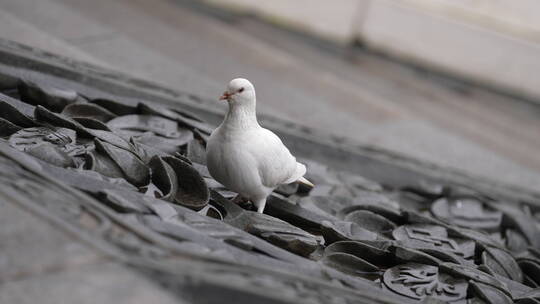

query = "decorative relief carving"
[{"left": 0, "top": 65, "right": 537, "bottom": 304}]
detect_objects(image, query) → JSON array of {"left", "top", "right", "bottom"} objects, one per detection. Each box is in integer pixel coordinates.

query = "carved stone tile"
[
  {"left": 439, "top": 263, "right": 511, "bottom": 296},
  {"left": 18, "top": 79, "right": 82, "bottom": 112},
  {"left": 469, "top": 281, "right": 513, "bottom": 304},
  {"left": 382, "top": 263, "right": 467, "bottom": 302},
  {"left": 239, "top": 211, "right": 319, "bottom": 257},
  {"left": 481, "top": 246, "right": 523, "bottom": 283},
  {"left": 62, "top": 103, "right": 117, "bottom": 122},
  {"left": 321, "top": 220, "right": 378, "bottom": 245},
  {"left": 9, "top": 127, "right": 85, "bottom": 156},
  {"left": 392, "top": 224, "right": 475, "bottom": 262},
  {"left": 431, "top": 197, "right": 502, "bottom": 231}
]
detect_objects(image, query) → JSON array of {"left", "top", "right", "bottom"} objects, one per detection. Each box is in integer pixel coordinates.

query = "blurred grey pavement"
[
  {"left": 0, "top": 198, "right": 185, "bottom": 304},
  {"left": 0, "top": 0, "right": 539, "bottom": 190}
]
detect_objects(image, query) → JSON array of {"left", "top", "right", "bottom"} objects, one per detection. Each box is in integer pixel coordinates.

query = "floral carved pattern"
[{"left": 383, "top": 263, "right": 467, "bottom": 302}]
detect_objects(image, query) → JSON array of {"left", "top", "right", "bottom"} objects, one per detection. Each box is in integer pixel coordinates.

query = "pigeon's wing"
[{"left": 248, "top": 128, "right": 306, "bottom": 188}]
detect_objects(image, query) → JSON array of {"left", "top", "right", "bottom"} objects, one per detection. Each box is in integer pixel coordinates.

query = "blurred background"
[{"left": 1, "top": 0, "right": 539, "bottom": 189}]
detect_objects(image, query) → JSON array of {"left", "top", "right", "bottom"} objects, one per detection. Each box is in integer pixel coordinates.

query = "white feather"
[{"left": 206, "top": 78, "right": 310, "bottom": 213}]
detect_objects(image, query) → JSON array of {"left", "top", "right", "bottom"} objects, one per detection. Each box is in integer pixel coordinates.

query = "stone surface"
[
  {"left": 0, "top": 199, "right": 103, "bottom": 283},
  {"left": 0, "top": 25, "right": 538, "bottom": 304},
  {"left": 0, "top": 263, "right": 183, "bottom": 304}
]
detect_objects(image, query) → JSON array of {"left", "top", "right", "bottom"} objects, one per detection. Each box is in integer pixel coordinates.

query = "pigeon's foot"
[
  {"left": 232, "top": 194, "right": 255, "bottom": 210},
  {"left": 232, "top": 194, "right": 249, "bottom": 204}
]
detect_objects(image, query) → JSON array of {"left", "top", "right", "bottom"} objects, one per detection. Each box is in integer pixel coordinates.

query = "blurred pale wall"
[
  {"left": 413, "top": 0, "right": 540, "bottom": 35},
  {"left": 204, "top": 0, "right": 540, "bottom": 101}
]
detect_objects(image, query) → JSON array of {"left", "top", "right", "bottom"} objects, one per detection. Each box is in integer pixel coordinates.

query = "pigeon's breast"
[{"left": 206, "top": 128, "right": 269, "bottom": 198}]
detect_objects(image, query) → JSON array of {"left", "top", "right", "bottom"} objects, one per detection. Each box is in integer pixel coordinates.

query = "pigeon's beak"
[{"left": 219, "top": 91, "right": 231, "bottom": 101}]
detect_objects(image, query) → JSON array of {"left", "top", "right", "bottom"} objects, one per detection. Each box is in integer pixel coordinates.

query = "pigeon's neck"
[{"left": 224, "top": 102, "right": 259, "bottom": 130}]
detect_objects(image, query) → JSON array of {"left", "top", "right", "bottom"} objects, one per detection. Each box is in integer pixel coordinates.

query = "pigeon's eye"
[{"left": 238, "top": 87, "right": 244, "bottom": 93}]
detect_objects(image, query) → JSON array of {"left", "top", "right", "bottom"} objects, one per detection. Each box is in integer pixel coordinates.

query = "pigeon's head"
[{"left": 219, "top": 78, "right": 255, "bottom": 106}]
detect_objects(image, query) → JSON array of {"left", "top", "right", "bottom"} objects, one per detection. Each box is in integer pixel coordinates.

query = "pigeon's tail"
[
  {"left": 283, "top": 162, "right": 307, "bottom": 184},
  {"left": 297, "top": 176, "right": 314, "bottom": 188}
]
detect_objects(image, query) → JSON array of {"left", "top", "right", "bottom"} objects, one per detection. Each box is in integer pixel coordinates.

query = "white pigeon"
[{"left": 206, "top": 78, "right": 313, "bottom": 213}]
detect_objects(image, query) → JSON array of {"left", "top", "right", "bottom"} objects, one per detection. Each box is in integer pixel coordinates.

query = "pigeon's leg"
[{"left": 254, "top": 198, "right": 267, "bottom": 213}]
